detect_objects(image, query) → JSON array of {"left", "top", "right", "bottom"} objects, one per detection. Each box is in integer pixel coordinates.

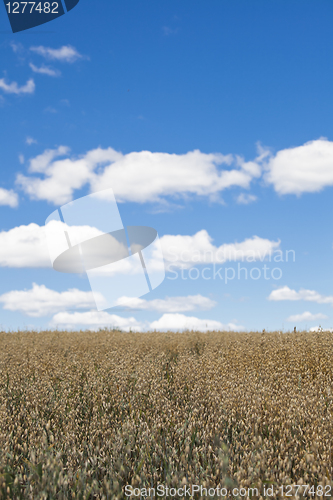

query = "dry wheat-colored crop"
[{"left": 0, "top": 329, "right": 332, "bottom": 499}]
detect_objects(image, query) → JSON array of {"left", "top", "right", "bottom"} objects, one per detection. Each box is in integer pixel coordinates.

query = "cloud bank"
[
  {"left": 49, "top": 311, "right": 242, "bottom": 332},
  {"left": 0, "top": 283, "right": 216, "bottom": 317},
  {"left": 9, "top": 138, "right": 333, "bottom": 208},
  {"left": 15, "top": 139, "right": 333, "bottom": 205},
  {"left": 16, "top": 146, "right": 262, "bottom": 205},
  {"left": 150, "top": 313, "right": 243, "bottom": 332},
  {"left": 0, "top": 223, "right": 280, "bottom": 271},
  {"left": 51, "top": 311, "right": 143, "bottom": 332}
]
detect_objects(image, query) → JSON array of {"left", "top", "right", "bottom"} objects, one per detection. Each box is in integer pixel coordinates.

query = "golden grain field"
[{"left": 0, "top": 329, "right": 332, "bottom": 500}]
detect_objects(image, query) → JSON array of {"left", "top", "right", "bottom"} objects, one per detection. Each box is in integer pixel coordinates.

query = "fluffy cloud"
[
  {"left": 0, "top": 223, "right": 50, "bottom": 267},
  {"left": 0, "top": 221, "right": 280, "bottom": 273},
  {"left": 30, "top": 45, "right": 84, "bottom": 63},
  {"left": 160, "top": 230, "right": 280, "bottom": 268},
  {"left": 28, "top": 146, "right": 70, "bottom": 173},
  {"left": 0, "top": 283, "right": 98, "bottom": 317},
  {"left": 51, "top": 311, "right": 143, "bottom": 331},
  {"left": 0, "top": 78, "right": 35, "bottom": 94},
  {"left": 29, "top": 63, "right": 61, "bottom": 77},
  {"left": 150, "top": 313, "right": 243, "bottom": 332},
  {"left": 14, "top": 139, "right": 333, "bottom": 202},
  {"left": 268, "top": 286, "right": 333, "bottom": 305},
  {"left": 0, "top": 283, "right": 216, "bottom": 317},
  {"left": 116, "top": 295, "right": 216, "bottom": 312},
  {"left": 264, "top": 138, "right": 333, "bottom": 195},
  {"left": 0, "top": 188, "right": 18, "bottom": 208},
  {"left": 0, "top": 221, "right": 107, "bottom": 269},
  {"left": 286, "top": 311, "right": 328, "bottom": 323},
  {"left": 16, "top": 146, "right": 262, "bottom": 205},
  {"left": 50, "top": 310, "right": 242, "bottom": 332},
  {"left": 16, "top": 147, "right": 113, "bottom": 205}
]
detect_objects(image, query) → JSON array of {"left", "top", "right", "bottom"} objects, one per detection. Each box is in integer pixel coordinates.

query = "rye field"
[{"left": 0, "top": 329, "right": 332, "bottom": 499}]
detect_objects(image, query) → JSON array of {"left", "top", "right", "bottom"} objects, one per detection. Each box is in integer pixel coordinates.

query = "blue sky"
[{"left": 0, "top": 0, "right": 333, "bottom": 332}]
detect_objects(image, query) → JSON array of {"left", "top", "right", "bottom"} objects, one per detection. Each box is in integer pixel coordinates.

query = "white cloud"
[
  {"left": 264, "top": 138, "right": 333, "bottom": 195},
  {"left": 0, "top": 78, "right": 35, "bottom": 94},
  {"left": 28, "top": 146, "right": 70, "bottom": 173},
  {"left": 309, "top": 326, "right": 333, "bottom": 332},
  {"left": 0, "top": 221, "right": 280, "bottom": 274},
  {"left": 286, "top": 311, "right": 328, "bottom": 323},
  {"left": 150, "top": 313, "right": 243, "bottom": 332},
  {"left": 50, "top": 310, "right": 243, "bottom": 332},
  {"left": 16, "top": 146, "right": 107, "bottom": 205},
  {"left": 0, "top": 221, "right": 107, "bottom": 269},
  {"left": 19, "top": 154, "right": 25, "bottom": 164},
  {"left": 91, "top": 149, "right": 262, "bottom": 204},
  {"left": 30, "top": 45, "right": 84, "bottom": 63},
  {"left": 26, "top": 136, "right": 37, "bottom": 145},
  {"left": 0, "top": 283, "right": 98, "bottom": 317},
  {"left": 116, "top": 295, "right": 216, "bottom": 312},
  {"left": 236, "top": 193, "right": 257, "bottom": 204},
  {"left": 81, "top": 230, "right": 280, "bottom": 277},
  {"left": 0, "top": 188, "right": 19, "bottom": 208},
  {"left": 268, "top": 286, "right": 333, "bottom": 306},
  {"left": 16, "top": 146, "right": 263, "bottom": 205},
  {"left": 51, "top": 311, "right": 143, "bottom": 332},
  {"left": 160, "top": 230, "right": 280, "bottom": 268},
  {"left": 0, "top": 223, "right": 50, "bottom": 267},
  {"left": 29, "top": 63, "right": 61, "bottom": 77},
  {"left": 0, "top": 283, "right": 216, "bottom": 317}
]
